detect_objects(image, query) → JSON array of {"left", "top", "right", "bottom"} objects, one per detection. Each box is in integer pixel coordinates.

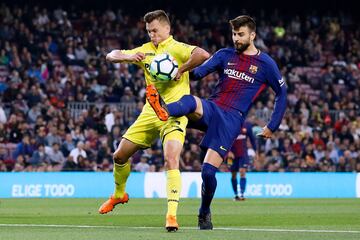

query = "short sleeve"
[
  {"left": 120, "top": 45, "right": 146, "bottom": 67},
  {"left": 176, "top": 42, "right": 197, "bottom": 63}
]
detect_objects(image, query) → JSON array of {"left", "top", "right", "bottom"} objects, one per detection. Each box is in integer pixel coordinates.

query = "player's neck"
[
  {"left": 242, "top": 45, "right": 259, "bottom": 56},
  {"left": 152, "top": 35, "right": 171, "bottom": 48}
]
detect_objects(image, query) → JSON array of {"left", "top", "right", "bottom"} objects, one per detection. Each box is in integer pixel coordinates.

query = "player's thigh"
[
  {"left": 161, "top": 116, "right": 187, "bottom": 169},
  {"left": 202, "top": 123, "right": 241, "bottom": 160},
  {"left": 187, "top": 98, "right": 213, "bottom": 130},
  {"left": 203, "top": 148, "right": 223, "bottom": 168},
  {"left": 113, "top": 138, "right": 142, "bottom": 164},
  {"left": 123, "top": 110, "right": 160, "bottom": 148},
  {"left": 160, "top": 115, "right": 187, "bottom": 144},
  {"left": 239, "top": 157, "right": 249, "bottom": 170}
]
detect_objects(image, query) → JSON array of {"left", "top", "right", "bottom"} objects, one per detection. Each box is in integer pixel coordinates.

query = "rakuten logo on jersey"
[{"left": 224, "top": 69, "right": 254, "bottom": 83}]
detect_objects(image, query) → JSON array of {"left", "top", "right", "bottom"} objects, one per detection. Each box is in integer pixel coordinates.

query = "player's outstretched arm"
[
  {"left": 106, "top": 50, "right": 145, "bottom": 63},
  {"left": 175, "top": 47, "right": 210, "bottom": 80},
  {"left": 257, "top": 85, "right": 287, "bottom": 139},
  {"left": 257, "top": 58, "right": 287, "bottom": 139},
  {"left": 190, "top": 49, "right": 224, "bottom": 81}
]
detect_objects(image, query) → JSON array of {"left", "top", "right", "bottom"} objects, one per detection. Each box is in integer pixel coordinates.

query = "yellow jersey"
[{"left": 122, "top": 36, "right": 196, "bottom": 104}]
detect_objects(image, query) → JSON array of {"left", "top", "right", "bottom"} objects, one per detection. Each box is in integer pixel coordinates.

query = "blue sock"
[
  {"left": 167, "top": 95, "right": 197, "bottom": 117},
  {"left": 199, "top": 163, "right": 218, "bottom": 215},
  {"left": 231, "top": 177, "right": 238, "bottom": 196},
  {"left": 240, "top": 177, "right": 247, "bottom": 195}
]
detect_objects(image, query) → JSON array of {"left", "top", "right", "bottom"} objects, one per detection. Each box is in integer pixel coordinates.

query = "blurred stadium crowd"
[{"left": 0, "top": 4, "right": 359, "bottom": 173}]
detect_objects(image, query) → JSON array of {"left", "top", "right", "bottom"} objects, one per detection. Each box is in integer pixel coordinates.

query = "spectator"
[
  {"left": 12, "top": 134, "right": 34, "bottom": 160},
  {"left": 134, "top": 154, "right": 151, "bottom": 172},
  {"left": 28, "top": 143, "right": 50, "bottom": 170},
  {"left": 46, "top": 126, "right": 62, "bottom": 146},
  {"left": 69, "top": 141, "right": 87, "bottom": 164},
  {"left": 61, "top": 133, "right": 75, "bottom": 157},
  {"left": 0, "top": 104, "right": 7, "bottom": 124},
  {"left": 0, "top": 4, "right": 359, "bottom": 173},
  {"left": 48, "top": 143, "right": 66, "bottom": 171}
]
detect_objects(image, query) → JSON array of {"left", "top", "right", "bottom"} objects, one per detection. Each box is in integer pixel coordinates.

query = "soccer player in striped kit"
[
  {"left": 228, "top": 120, "right": 257, "bottom": 201},
  {"left": 146, "top": 15, "right": 287, "bottom": 229}
]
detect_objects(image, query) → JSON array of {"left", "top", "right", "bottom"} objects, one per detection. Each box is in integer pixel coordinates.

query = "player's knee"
[
  {"left": 201, "top": 165, "right": 216, "bottom": 181},
  {"left": 194, "top": 96, "right": 203, "bottom": 114},
  {"left": 164, "top": 154, "right": 178, "bottom": 169},
  {"left": 113, "top": 152, "right": 128, "bottom": 165}
]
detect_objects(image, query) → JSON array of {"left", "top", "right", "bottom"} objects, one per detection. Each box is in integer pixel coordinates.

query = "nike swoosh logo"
[
  {"left": 228, "top": 62, "right": 236, "bottom": 65},
  {"left": 220, "top": 146, "right": 227, "bottom": 151}
]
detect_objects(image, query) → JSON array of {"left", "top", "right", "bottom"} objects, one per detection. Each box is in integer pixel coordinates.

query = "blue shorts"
[
  {"left": 188, "top": 99, "right": 244, "bottom": 158},
  {"left": 230, "top": 156, "right": 250, "bottom": 171}
]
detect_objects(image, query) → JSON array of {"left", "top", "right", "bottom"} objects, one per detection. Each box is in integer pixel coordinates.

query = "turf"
[{"left": 0, "top": 198, "right": 359, "bottom": 240}]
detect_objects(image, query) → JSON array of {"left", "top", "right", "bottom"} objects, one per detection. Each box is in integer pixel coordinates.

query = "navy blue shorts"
[
  {"left": 188, "top": 99, "right": 244, "bottom": 158},
  {"left": 230, "top": 156, "right": 250, "bottom": 171}
]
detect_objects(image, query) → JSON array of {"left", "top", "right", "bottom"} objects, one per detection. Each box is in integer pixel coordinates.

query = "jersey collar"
[{"left": 158, "top": 35, "right": 174, "bottom": 47}]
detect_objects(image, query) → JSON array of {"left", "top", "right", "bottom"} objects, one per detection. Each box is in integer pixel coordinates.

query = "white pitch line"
[{"left": 0, "top": 224, "right": 359, "bottom": 234}]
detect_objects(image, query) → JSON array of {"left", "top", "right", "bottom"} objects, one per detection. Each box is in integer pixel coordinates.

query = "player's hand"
[
  {"left": 256, "top": 126, "right": 273, "bottom": 139},
  {"left": 129, "top": 52, "right": 145, "bottom": 62},
  {"left": 174, "top": 68, "right": 184, "bottom": 81}
]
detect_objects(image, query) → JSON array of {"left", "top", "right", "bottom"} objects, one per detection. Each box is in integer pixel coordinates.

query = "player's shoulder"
[
  {"left": 259, "top": 51, "right": 277, "bottom": 66},
  {"left": 215, "top": 47, "right": 235, "bottom": 55},
  {"left": 211, "top": 48, "right": 235, "bottom": 60},
  {"left": 172, "top": 39, "right": 195, "bottom": 50},
  {"left": 123, "top": 42, "right": 153, "bottom": 52},
  {"left": 139, "top": 42, "right": 153, "bottom": 50}
]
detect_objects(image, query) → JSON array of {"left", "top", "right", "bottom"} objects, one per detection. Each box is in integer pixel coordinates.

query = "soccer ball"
[{"left": 149, "top": 53, "right": 178, "bottom": 81}]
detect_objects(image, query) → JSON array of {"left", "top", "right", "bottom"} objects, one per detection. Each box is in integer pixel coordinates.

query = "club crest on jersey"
[{"left": 249, "top": 65, "right": 258, "bottom": 74}]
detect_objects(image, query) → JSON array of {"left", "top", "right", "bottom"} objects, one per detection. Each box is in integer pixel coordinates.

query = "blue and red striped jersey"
[{"left": 192, "top": 48, "right": 287, "bottom": 132}]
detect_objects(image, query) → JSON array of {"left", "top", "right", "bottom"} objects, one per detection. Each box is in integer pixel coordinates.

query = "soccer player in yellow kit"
[{"left": 98, "top": 10, "right": 210, "bottom": 232}]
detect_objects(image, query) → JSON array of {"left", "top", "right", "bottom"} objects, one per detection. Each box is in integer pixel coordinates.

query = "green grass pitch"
[{"left": 1, "top": 198, "right": 359, "bottom": 240}]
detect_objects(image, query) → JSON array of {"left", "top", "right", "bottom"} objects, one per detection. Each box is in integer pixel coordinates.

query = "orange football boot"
[
  {"left": 165, "top": 215, "right": 179, "bottom": 232},
  {"left": 98, "top": 193, "right": 129, "bottom": 214},
  {"left": 146, "top": 84, "right": 169, "bottom": 121}
]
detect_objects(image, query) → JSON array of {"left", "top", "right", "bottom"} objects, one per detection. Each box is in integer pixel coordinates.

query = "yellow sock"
[
  {"left": 113, "top": 162, "right": 130, "bottom": 198},
  {"left": 166, "top": 169, "right": 181, "bottom": 217}
]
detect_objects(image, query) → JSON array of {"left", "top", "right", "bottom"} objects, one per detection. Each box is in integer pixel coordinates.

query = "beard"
[{"left": 234, "top": 42, "right": 250, "bottom": 53}]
